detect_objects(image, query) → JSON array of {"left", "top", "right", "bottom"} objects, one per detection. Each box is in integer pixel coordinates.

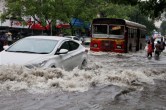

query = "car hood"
[{"left": 0, "top": 51, "right": 48, "bottom": 65}]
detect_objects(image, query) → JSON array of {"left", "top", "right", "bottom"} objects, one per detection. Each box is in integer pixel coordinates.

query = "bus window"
[
  {"left": 93, "top": 25, "right": 107, "bottom": 34},
  {"left": 109, "top": 25, "right": 124, "bottom": 35}
]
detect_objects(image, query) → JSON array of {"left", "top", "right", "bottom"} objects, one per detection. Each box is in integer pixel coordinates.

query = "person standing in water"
[
  {"left": 155, "top": 41, "right": 162, "bottom": 57},
  {"left": 147, "top": 41, "right": 153, "bottom": 58}
]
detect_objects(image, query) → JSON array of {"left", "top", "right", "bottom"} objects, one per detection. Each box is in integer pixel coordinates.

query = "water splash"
[{"left": 0, "top": 51, "right": 166, "bottom": 93}]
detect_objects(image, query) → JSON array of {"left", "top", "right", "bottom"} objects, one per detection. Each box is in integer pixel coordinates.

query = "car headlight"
[{"left": 25, "top": 60, "right": 48, "bottom": 69}]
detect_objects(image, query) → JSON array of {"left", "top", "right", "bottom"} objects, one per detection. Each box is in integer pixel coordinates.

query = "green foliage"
[
  {"left": 128, "top": 6, "right": 156, "bottom": 35},
  {"left": 109, "top": 0, "right": 139, "bottom": 5},
  {"left": 139, "top": 0, "right": 166, "bottom": 19},
  {"left": 0, "top": 0, "right": 157, "bottom": 35},
  {"left": 160, "top": 21, "right": 166, "bottom": 35},
  {"left": 100, "top": 4, "right": 133, "bottom": 19}
]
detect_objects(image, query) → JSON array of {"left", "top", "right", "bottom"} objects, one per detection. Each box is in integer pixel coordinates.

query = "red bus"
[{"left": 90, "top": 18, "right": 146, "bottom": 53}]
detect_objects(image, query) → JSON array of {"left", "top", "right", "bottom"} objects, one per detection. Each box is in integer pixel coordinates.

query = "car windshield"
[{"left": 7, "top": 38, "right": 58, "bottom": 54}]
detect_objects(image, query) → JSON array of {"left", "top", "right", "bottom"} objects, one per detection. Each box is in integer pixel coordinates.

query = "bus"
[{"left": 90, "top": 18, "right": 146, "bottom": 53}]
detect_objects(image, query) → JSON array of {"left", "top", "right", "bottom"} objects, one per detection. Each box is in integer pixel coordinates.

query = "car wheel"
[{"left": 80, "top": 60, "right": 87, "bottom": 69}]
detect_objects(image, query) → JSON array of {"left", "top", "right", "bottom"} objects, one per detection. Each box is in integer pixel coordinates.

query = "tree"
[
  {"left": 128, "top": 6, "right": 156, "bottom": 35},
  {"left": 139, "top": 0, "right": 166, "bottom": 19},
  {"left": 1, "top": 0, "right": 73, "bottom": 34},
  {"left": 160, "top": 21, "right": 166, "bottom": 35},
  {"left": 1, "top": 0, "right": 100, "bottom": 35},
  {"left": 0, "top": 0, "right": 158, "bottom": 35}
]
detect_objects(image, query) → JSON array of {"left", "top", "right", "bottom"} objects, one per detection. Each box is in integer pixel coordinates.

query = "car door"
[
  {"left": 68, "top": 41, "right": 83, "bottom": 69},
  {"left": 56, "top": 41, "right": 73, "bottom": 70}
]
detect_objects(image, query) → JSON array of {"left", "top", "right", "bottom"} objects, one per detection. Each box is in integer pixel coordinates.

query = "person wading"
[
  {"left": 155, "top": 41, "right": 162, "bottom": 57},
  {"left": 147, "top": 41, "right": 153, "bottom": 58}
]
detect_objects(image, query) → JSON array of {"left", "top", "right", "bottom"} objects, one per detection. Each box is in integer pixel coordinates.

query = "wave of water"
[{"left": 0, "top": 51, "right": 166, "bottom": 94}]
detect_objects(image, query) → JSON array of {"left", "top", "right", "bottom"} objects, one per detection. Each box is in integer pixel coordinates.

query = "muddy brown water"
[
  {"left": 0, "top": 50, "right": 166, "bottom": 110},
  {"left": 0, "top": 80, "right": 166, "bottom": 110}
]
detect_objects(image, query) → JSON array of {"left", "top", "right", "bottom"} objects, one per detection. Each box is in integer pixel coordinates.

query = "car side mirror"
[{"left": 57, "top": 49, "right": 68, "bottom": 54}]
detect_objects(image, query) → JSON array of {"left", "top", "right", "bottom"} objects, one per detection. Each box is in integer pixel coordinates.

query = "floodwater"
[{"left": 0, "top": 49, "right": 166, "bottom": 110}]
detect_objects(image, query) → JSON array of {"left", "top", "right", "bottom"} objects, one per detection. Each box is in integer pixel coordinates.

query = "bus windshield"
[
  {"left": 93, "top": 25, "right": 107, "bottom": 34},
  {"left": 109, "top": 25, "right": 124, "bottom": 35}
]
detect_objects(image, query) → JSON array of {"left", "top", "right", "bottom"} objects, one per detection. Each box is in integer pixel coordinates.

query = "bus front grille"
[{"left": 101, "top": 40, "right": 114, "bottom": 51}]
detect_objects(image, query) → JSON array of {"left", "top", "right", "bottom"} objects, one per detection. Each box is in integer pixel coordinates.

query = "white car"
[
  {"left": 0, "top": 36, "right": 88, "bottom": 70},
  {"left": 64, "top": 36, "right": 82, "bottom": 44},
  {"left": 82, "top": 36, "right": 91, "bottom": 45}
]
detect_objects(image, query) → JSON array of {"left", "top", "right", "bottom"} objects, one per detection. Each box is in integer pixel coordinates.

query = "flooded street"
[{"left": 0, "top": 50, "right": 166, "bottom": 110}]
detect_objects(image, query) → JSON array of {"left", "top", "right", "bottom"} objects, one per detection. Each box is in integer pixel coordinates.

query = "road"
[{"left": 0, "top": 49, "right": 166, "bottom": 110}]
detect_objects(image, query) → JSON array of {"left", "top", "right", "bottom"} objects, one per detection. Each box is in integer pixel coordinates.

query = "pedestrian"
[
  {"left": 155, "top": 41, "right": 162, "bottom": 57},
  {"left": 150, "top": 37, "right": 155, "bottom": 52},
  {"left": 147, "top": 41, "right": 153, "bottom": 58},
  {"left": 160, "top": 38, "right": 165, "bottom": 51}
]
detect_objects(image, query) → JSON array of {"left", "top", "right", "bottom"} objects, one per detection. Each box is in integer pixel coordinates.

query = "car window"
[
  {"left": 68, "top": 41, "right": 79, "bottom": 51},
  {"left": 73, "top": 37, "right": 79, "bottom": 41},
  {"left": 59, "top": 41, "right": 70, "bottom": 50},
  {"left": 7, "top": 38, "right": 58, "bottom": 54}
]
